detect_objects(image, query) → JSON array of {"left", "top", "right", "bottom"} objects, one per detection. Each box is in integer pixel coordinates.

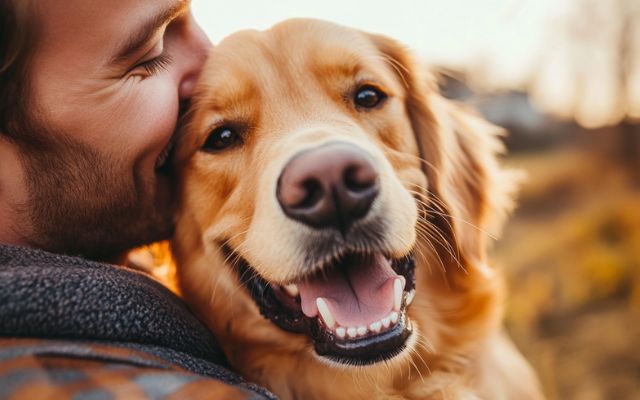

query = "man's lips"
[
  {"left": 155, "top": 130, "right": 179, "bottom": 172},
  {"left": 156, "top": 100, "right": 191, "bottom": 172}
]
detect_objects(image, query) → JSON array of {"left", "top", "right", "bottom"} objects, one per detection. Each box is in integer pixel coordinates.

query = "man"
[{"left": 0, "top": 0, "right": 274, "bottom": 398}]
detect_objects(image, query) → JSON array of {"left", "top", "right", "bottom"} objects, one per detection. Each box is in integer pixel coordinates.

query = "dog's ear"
[{"left": 370, "top": 34, "right": 520, "bottom": 279}]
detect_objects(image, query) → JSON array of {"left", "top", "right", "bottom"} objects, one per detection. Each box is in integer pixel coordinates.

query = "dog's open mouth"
[{"left": 231, "top": 248, "right": 416, "bottom": 365}]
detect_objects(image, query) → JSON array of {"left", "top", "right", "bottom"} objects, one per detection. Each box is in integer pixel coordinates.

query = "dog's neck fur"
[{"left": 175, "top": 232, "right": 539, "bottom": 400}]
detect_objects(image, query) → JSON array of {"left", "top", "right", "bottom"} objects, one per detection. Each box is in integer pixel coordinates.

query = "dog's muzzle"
[{"left": 229, "top": 142, "right": 417, "bottom": 365}]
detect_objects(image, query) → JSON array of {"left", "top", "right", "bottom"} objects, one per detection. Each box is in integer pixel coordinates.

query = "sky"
[
  {"left": 192, "top": 0, "right": 560, "bottom": 70},
  {"left": 191, "top": 0, "right": 639, "bottom": 128}
]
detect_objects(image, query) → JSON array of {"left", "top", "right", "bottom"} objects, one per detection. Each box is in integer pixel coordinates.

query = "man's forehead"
[
  {"left": 36, "top": 0, "right": 184, "bottom": 25},
  {"left": 28, "top": 0, "right": 190, "bottom": 123},
  {"left": 110, "top": 0, "right": 191, "bottom": 65},
  {"left": 35, "top": 0, "right": 186, "bottom": 50}
]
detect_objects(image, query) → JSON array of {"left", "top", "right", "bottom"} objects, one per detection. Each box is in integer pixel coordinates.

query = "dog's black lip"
[
  {"left": 313, "top": 311, "right": 413, "bottom": 365},
  {"left": 223, "top": 244, "right": 416, "bottom": 365}
]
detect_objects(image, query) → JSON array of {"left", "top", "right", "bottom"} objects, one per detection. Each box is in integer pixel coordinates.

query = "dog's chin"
[{"left": 227, "top": 246, "right": 417, "bottom": 366}]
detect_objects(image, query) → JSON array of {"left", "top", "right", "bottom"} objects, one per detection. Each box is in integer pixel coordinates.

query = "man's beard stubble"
[{"left": 15, "top": 123, "right": 174, "bottom": 261}]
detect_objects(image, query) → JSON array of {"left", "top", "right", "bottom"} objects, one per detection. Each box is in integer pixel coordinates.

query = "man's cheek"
[{"left": 114, "top": 81, "right": 179, "bottom": 159}]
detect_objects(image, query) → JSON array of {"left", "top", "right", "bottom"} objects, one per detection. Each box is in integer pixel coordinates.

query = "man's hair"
[{"left": 0, "top": 0, "right": 37, "bottom": 145}]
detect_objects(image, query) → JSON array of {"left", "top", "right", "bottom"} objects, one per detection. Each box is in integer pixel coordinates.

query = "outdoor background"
[{"left": 190, "top": 1, "right": 640, "bottom": 398}]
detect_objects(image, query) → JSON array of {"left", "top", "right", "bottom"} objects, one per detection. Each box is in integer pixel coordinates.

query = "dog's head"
[{"left": 173, "top": 19, "right": 517, "bottom": 369}]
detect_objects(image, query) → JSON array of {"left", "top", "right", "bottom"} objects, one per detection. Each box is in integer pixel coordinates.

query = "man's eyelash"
[{"left": 138, "top": 53, "right": 173, "bottom": 75}]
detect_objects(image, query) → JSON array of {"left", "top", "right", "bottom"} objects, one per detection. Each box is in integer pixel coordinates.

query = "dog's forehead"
[{"left": 201, "top": 19, "right": 387, "bottom": 97}]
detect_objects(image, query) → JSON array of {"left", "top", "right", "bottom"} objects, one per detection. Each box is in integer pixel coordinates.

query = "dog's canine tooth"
[
  {"left": 406, "top": 289, "right": 415, "bottom": 306},
  {"left": 283, "top": 284, "right": 300, "bottom": 297},
  {"left": 390, "top": 311, "right": 399, "bottom": 324},
  {"left": 357, "top": 326, "right": 367, "bottom": 336},
  {"left": 369, "top": 321, "right": 382, "bottom": 333},
  {"left": 393, "top": 278, "right": 405, "bottom": 311},
  {"left": 316, "top": 298, "right": 336, "bottom": 329},
  {"left": 336, "top": 327, "right": 346, "bottom": 338},
  {"left": 347, "top": 327, "right": 358, "bottom": 338}
]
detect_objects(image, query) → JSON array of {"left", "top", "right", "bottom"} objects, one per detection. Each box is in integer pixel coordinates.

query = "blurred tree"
[
  {"left": 617, "top": 0, "right": 640, "bottom": 178},
  {"left": 528, "top": 0, "right": 640, "bottom": 175},
  {"left": 527, "top": 0, "right": 639, "bottom": 123}
]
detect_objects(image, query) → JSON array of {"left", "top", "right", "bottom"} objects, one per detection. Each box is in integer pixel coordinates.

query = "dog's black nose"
[{"left": 277, "top": 143, "right": 379, "bottom": 233}]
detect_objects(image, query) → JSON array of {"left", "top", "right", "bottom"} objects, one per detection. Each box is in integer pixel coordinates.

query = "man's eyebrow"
[{"left": 111, "top": 1, "right": 190, "bottom": 65}]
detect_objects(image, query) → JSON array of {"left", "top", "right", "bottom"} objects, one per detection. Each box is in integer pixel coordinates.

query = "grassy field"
[
  {"left": 131, "top": 131, "right": 640, "bottom": 399},
  {"left": 495, "top": 143, "right": 640, "bottom": 399}
]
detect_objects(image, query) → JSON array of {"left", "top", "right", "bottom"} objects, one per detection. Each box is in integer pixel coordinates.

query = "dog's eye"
[
  {"left": 354, "top": 85, "right": 387, "bottom": 109},
  {"left": 202, "top": 126, "right": 240, "bottom": 152}
]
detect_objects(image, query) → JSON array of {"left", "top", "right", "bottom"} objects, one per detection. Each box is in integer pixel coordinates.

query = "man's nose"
[{"left": 178, "top": 14, "right": 212, "bottom": 100}]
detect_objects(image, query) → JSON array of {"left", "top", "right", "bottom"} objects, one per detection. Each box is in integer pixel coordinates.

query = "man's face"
[{"left": 18, "top": 0, "right": 210, "bottom": 258}]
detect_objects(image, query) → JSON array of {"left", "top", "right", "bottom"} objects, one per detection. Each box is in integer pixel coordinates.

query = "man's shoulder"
[
  {"left": 0, "top": 338, "right": 272, "bottom": 399},
  {"left": 0, "top": 244, "right": 276, "bottom": 400},
  {"left": 0, "top": 244, "right": 222, "bottom": 362}
]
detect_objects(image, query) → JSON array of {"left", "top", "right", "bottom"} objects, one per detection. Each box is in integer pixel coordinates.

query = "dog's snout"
[{"left": 277, "top": 143, "right": 379, "bottom": 232}]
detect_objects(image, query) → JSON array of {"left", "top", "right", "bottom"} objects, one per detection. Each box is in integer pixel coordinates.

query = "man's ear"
[{"left": 369, "top": 33, "right": 521, "bottom": 279}]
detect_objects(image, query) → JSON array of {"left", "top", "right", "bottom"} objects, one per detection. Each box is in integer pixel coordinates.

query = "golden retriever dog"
[{"left": 171, "top": 19, "right": 544, "bottom": 400}]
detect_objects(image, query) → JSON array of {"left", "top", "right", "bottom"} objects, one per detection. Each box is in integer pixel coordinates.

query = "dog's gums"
[{"left": 230, "top": 248, "right": 416, "bottom": 365}]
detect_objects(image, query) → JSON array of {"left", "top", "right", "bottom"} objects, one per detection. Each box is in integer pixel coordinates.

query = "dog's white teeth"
[
  {"left": 316, "top": 298, "right": 336, "bottom": 329},
  {"left": 369, "top": 321, "right": 382, "bottom": 333},
  {"left": 357, "top": 326, "right": 368, "bottom": 336},
  {"left": 406, "top": 289, "right": 415, "bottom": 306},
  {"left": 283, "top": 284, "right": 299, "bottom": 298},
  {"left": 332, "top": 313, "right": 406, "bottom": 340},
  {"left": 390, "top": 311, "right": 399, "bottom": 324},
  {"left": 347, "top": 327, "right": 358, "bottom": 338},
  {"left": 321, "top": 284, "right": 407, "bottom": 339},
  {"left": 393, "top": 277, "right": 405, "bottom": 311}
]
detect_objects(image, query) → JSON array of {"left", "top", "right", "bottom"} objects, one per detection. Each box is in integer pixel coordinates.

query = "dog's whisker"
[
  {"left": 401, "top": 186, "right": 460, "bottom": 245},
  {"left": 368, "top": 53, "right": 411, "bottom": 89},
  {"left": 381, "top": 358, "right": 392, "bottom": 380},
  {"left": 410, "top": 353, "right": 430, "bottom": 383},
  {"left": 413, "top": 215, "right": 466, "bottom": 275},
  {"left": 407, "top": 349, "right": 427, "bottom": 384},
  {"left": 387, "top": 148, "right": 441, "bottom": 175},
  {"left": 217, "top": 220, "right": 254, "bottom": 251},
  {"left": 423, "top": 203, "right": 499, "bottom": 241},
  {"left": 383, "top": 148, "right": 441, "bottom": 176},
  {"left": 207, "top": 241, "right": 250, "bottom": 313},
  {"left": 420, "top": 194, "right": 476, "bottom": 257},
  {"left": 412, "top": 226, "right": 447, "bottom": 277},
  {"left": 415, "top": 337, "right": 435, "bottom": 358},
  {"left": 420, "top": 340, "right": 436, "bottom": 356},
  {"left": 421, "top": 228, "right": 460, "bottom": 270},
  {"left": 403, "top": 181, "right": 464, "bottom": 247},
  {"left": 413, "top": 229, "right": 451, "bottom": 289},
  {"left": 413, "top": 219, "right": 458, "bottom": 273},
  {"left": 221, "top": 240, "right": 262, "bottom": 306}
]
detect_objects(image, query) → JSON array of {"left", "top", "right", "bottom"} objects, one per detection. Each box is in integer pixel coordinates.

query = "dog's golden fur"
[{"left": 172, "top": 19, "right": 544, "bottom": 400}]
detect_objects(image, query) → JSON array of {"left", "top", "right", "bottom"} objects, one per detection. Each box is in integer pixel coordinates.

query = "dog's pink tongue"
[{"left": 298, "top": 254, "right": 399, "bottom": 327}]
